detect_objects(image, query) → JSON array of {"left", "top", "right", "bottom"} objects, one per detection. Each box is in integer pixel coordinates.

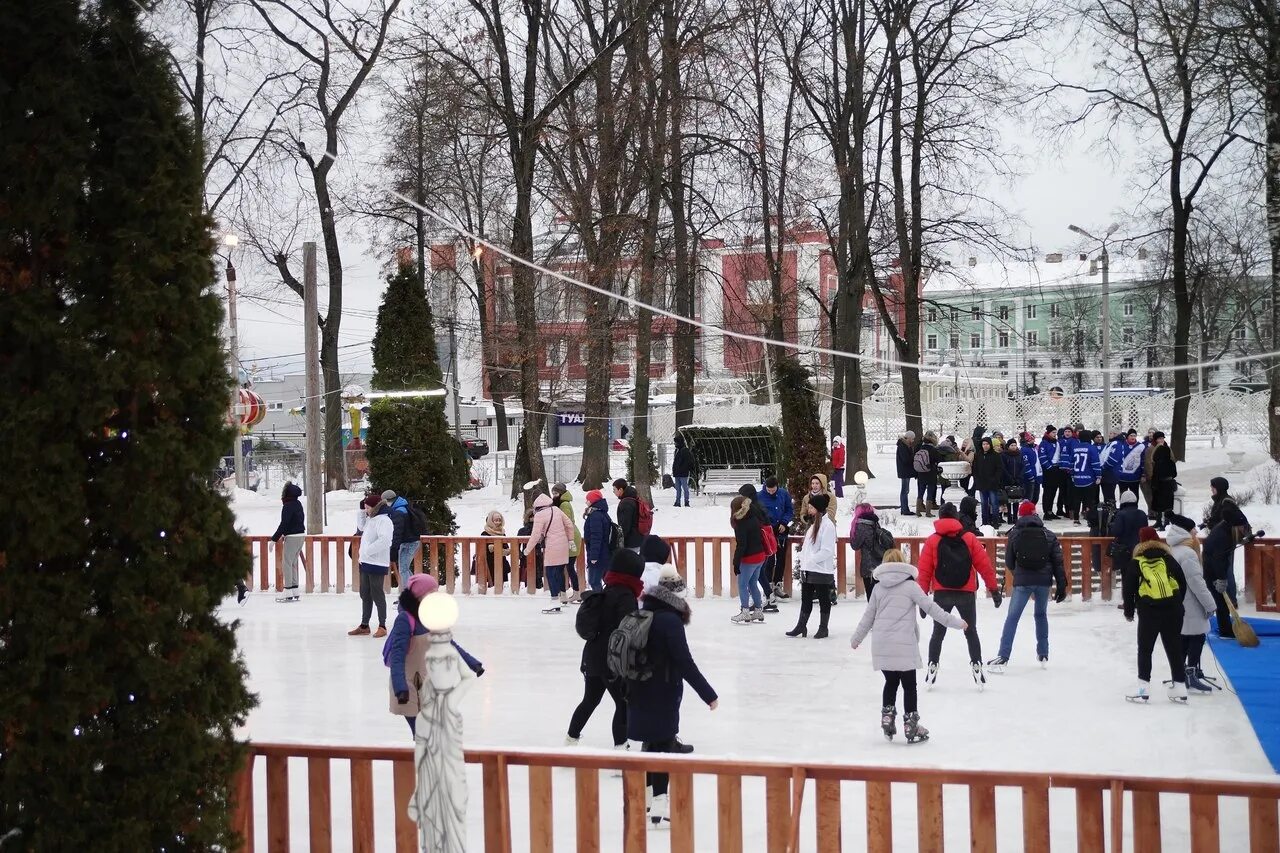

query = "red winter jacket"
[{"left": 916, "top": 518, "right": 998, "bottom": 593}]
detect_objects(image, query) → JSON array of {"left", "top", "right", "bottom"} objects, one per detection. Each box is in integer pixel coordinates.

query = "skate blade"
[
  {"left": 1125, "top": 696, "right": 1149, "bottom": 703},
  {"left": 1168, "top": 697, "right": 1188, "bottom": 704},
  {"left": 905, "top": 735, "right": 929, "bottom": 744}
]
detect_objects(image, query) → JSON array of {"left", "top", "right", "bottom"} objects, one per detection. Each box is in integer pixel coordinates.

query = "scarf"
[
  {"left": 645, "top": 584, "right": 691, "bottom": 622},
  {"left": 484, "top": 516, "right": 506, "bottom": 536},
  {"left": 604, "top": 571, "right": 644, "bottom": 600}
]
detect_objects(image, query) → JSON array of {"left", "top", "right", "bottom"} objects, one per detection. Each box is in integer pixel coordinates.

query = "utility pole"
[
  {"left": 448, "top": 318, "right": 462, "bottom": 440},
  {"left": 224, "top": 234, "right": 246, "bottom": 490},
  {"left": 303, "top": 242, "right": 323, "bottom": 535},
  {"left": 1101, "top": 246, "right": 1112, "bottom": 435}
]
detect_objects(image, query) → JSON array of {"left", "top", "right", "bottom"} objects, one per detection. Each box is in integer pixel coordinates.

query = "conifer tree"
[
  {"left": 366, "top": 262, "right": 470, "bottom": 534},
  {"left": 775, "top": 356, "right": 831, "bottom": 498},
  {"left": 0, "top": 2, "right": 254, "bottom": 847}
]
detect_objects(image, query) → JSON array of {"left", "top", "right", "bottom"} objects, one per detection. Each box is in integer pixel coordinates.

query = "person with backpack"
[
  {"left": 382, "top": 490, "right": 421, "bottom": 580},
  {"left": 1201, "top": 477, "right": 1250, "bottom": 638},
  {"left": 613, "top": 479, "right": 651, "bottom": 551},
  {"left": 671, "top": 435, "right": 695, "bottom": 508},
  {"left": 1164, "top": 514, "right": 1220, "bottom": 693},
  {"left": 617, "top": 566, "right": 718, "bottom": 827},
  {"left": 729, "top": 495, "right": 770, "bottom": 624},
  {"left": 1148, "top": 432, "right": 1177, "bottom": 530},
  {"left": 916, "top": 503, "right": 1001, "bottom": 688},
  {"left": 831, "top": 435, "right": 846, "bottom": 498},
  {"left": 757, "top": 476, "right": 795, "bottom": 605},
  {"left": 785, "top": 493, "right": 837, "bottom": 638},
  {"left": 736, "top": 483, "right": 779, "bottom": 610},
  {"left": 524, "top": 492, "right": 579, "bottom": 612},
  {"left": 999, "top": 439, "right": 1026, "bottom": 526},
  {"left": 1068, "top": 429, "right": 1102, "bottom": 525},
  {"left": 913, "top": 432, "right": 941, "bottom": 517},
  {"left": 387, "top": 573, "right": 484, "bottom": 736},
  {"left": 896, "top": 431, "right": 918, "bottom": 515},
  {"left": 566, "top": 549, "right": 644, "bottom": 750},
  {"left": 271, "top": 482, "right": 307, "bottom": 602},
  {"left": 971, "top": 436, "right": 1003, "bottom": 527},
  {"left": 1019, "top": 432, "right": 1043, "bottom": 506},
  {"left": 850, "top": 548, "right": 968, "bottom": 744},
  {"left": 987, "top": 501, "right": 1067, "bottom": 672},
  {"left": 582, "top": 489, "right": 615, "bottom": 592},
  {"left": 850, "top": 502, "right": 893, "bottom": 598},
  {"left": 1037, "top": 426, "right": 1062, "bottom": 520},
  {"left": 1124, "top": 527, "right": 1189, "bottom": 702},
  {"left": 553, "top": 482, "right": 585, "bottom": 591}
]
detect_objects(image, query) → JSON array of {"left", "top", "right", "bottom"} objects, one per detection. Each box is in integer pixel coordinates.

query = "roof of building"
[{"left": 922, "top": 255, "right": 1157, "bottom": 297}]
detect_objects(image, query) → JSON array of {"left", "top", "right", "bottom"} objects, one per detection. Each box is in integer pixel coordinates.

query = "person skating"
[
  {"left": 524, "top": 491, "right": 578, "bottom": 612},
  {"left": 737, "top": 483, "right": 779, "bottom": 610},
  {"left": 786, "top": 493, "right": 837, "bottom": 638},
  {"left": 916, "top": 504, "right": 1002, "bottom": 689},
  {"left": 987, "top": 502, "right": 1067, "bottom": 672},
  {"left": 567, "top": 550, "right": 644, "bottom": 749},
  {"left": 1037, "top": 426, "right": 1062, "bottom": 519},
  {"left": 1149, "top": 432, "right": 1177, "bottom": 529},
  {"left": 553, "top": 482, "right": 585, "bottom": 593},
  {"left": 271, "top": 482, "right": 307, "bottom": 602},
  {"left": 1124, "top": 527, "right": 1189, "bottom": 703},
  {"left": 896, "top": 431, "right": 918, "bottom": 515},
  {"left": 850, "top": 502, "right": 893, "bottom": 599},
  {"left": 1201, "top": 477, "right": 1250, "bottom": 638},
  {"left": 671, "top": 434, "right": 695, "bottom": 507},
  {"left": 729, "top": 495, "right": 769, "bottom": 623},
  {"left": 831, "top": 435, "right": 846, "bottom": 498},
  {"left": 1019, "top": 432, "right": 1043, "bottom": 507},
  {"left": 625, "top": 566, "right": 718, "bottom": 826},
  {"left": 1068, "top": 430, "right": 1102, "bottom": 524},
  {"left": 387, "top": 573, "right": 484, "bottom": 736},
  {"left": 1164, "top": 515, "right": 1220, "bottom": 693},
  {"left": 350, "top": 496, "right": 393, "bottom": 637},
  {"left": 758, "top": 476, "right": 795, "bottom": 604},
  {"left": 614, "top": 479, "right": 650, "bottom": 551},
  {"left": 850, "top": 549, "right": 968, "bottom": 743},
  {"left": 582, "top": 489, "right": 614, "bottom": 593},
  {"left": 640, "top": 535, "right": 671, "bottom": 596},
  {"left": 971, "top": 436, "right": 1003, "bottom": 527}
]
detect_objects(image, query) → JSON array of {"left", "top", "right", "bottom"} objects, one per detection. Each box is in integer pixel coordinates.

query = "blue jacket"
[
  {"left": 583, "top": 499, "right": 613, "bottom": 566},
  {"left": 271, "top": 483, "right": 305, "bottom": 541},
  {"left": 387, "top": 496, "right": 410, "bottom": 550},
  {"left": 756, "top": 487, "right": 794, "bottom": 528},
  {"left": 1055, "top": 436, "right": 1078, "bottom": 469},
  {"left": 1100, "top": 439, "right": 1125, "bottom": 482},
  {"left": 387, "top": 610, "right": 483, "bottom": 695},
  {"left": 1037, "top": 438, "right": 1059, "bottom": 473},
  {"left": 1112, "top": 441, "right": 1147, "bottom": 483},
  {"left": 626, "top": 596, "right": 717, "bottom": 743},
  {"left": 1070, "top": 442, "right": 1102, "bottom": 487},
  {"left": 1020, "top": 444, "right": 1042, "bottom": 484}
]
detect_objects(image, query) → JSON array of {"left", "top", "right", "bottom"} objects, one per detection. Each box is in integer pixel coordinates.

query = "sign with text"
[{"left": 557, "top": 412, "right": 586, "bottom": 426}]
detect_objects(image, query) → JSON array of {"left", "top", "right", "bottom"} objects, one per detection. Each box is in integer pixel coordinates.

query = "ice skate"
[
  {"left": 924, "top": 662, "right": 939, "bottom": 690},
  {"left": 971, "top": 661, "right": 986, "bottom": 691},
  {"left": 986, "top": 656, "right": 1008, "bottom": 674},
  {"left": 1126, "top": 680, "right": 1151, "bottom": 703},
  {"left": 542, "top": 603, "right": 563, "bottom": 614},
  {"left": 880, "top": 705, "right": 897, "bottom": 741},
  {"left": 648, "top": 793, "right": 670, "bottom": 828},
  {"left": 750, "top": 608, "right": 765, "bottom": 623},
  {"left": 903, "top": 711, "right": 929, "bottom": 743},
  {"left": 275, "top": 592, "right": 300, "bottom": 603},
  {"left": 762, "top": 597, "right": 780, "bottom": 614},
  {"left": 1038, "top": 655, "right": 1049, "bottom": 669},
  {"left": 731, "top": 608, "right": 752, "bottom": 624},
  {"left": 774, "top": 582, "right": 790, "bottom": 600},
  {"left": 1185, "top": 666, "right": 1220, "bottom": 693},
  {"left": 564, "top": 735, "right": 580, "bottom": 746},
  {"left": 1168, "top": 681, "right": 1188, "bottom": 704}
]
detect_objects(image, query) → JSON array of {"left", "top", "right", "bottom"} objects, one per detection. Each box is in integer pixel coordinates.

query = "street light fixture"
[{"left": 1068, "top": 223, "right": 1119, "bottom": 435}]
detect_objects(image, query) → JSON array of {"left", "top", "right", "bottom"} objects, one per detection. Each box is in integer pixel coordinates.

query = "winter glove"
[
  {"left": 992, "top": 588, "right": 1003, "bottom": 608},
  {"left": 1054, "top": 587, "right": 1067, "bottom": 604},
  {"left": 395, "top": 690, "right": 410, "bottom": 705},
  {"left": 474, "top": 666, "right": 485, "bottom": 678},
  {"left": 1213, "top": 579, "right": 1227, "bottom": 594}
]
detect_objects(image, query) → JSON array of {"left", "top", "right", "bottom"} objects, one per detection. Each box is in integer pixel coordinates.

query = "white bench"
[
  {"left": 1185, "top": 434, "right": 1218, "bottom": 449},
  {"left": 700, "top": 468, "right": 759, "bottom": 504},
  {"left": 876, "top": 441, "right": 897, "bottom": 454}
]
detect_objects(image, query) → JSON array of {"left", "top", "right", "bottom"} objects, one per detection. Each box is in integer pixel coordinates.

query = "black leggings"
[
  {"left": 1183, "top": 633, "right": 1206, "bottom": 669},
  {"left": 567, "top": 675, "right": 627, "bottom": 745},
  {"left": 882, "top": 670, "right": 918, "bottom": 713},
  {"left": 927, "top": 590, "right": 981, "bottom": 665},
  {"left": 642, "top": 738, "right": 681, "bottom": 796},
  {"left": 794, "top": 581, "right": 833, "bottom": 630},
  {"left": 1137, "top": 606, "right": 1184, "bottom": 683}
]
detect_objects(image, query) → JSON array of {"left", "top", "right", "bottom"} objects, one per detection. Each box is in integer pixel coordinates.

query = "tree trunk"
[
  {"left": 578, "top": 295, "right": 613, "bottom": 489},
  {"left": 315, "top": 170, "right": 348, "bottom": 490},
  {"left": 1267, "top": 48, "right": 1280, "bottom": 461},
  {"left": 663, "top": 0, "right": 695, "bottom": 428},
  {"left": 510, "top": 146, "right": 546, "bottom": 503}
]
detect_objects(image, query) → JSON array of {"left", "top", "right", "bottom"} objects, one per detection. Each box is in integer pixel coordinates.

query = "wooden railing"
[
  {"left": 233, "top": 742, "right": 1280, "bottom": 852},
  {"left": 1244, "top": 540, "right": 1280, "bottom": 613}
]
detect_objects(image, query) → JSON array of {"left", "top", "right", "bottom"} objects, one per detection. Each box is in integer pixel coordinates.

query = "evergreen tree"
[
  {"left": 0, "top": 2, "right": 255, "bottom": 848},
  {"left": 775, "top": 356, "right": 831, "bottom": 498},
  {"left": 366, "top": 263, "right": 469, "bottom": 535}
]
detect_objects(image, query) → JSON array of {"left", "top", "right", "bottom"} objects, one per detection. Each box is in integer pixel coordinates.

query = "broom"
[{"left": 1224, "top": 597, "right": 1260, "bottom": 648}]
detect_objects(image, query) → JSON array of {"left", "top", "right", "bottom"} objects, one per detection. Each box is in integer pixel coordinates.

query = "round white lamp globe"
[
  {"left": 420, "top": 592, "right": 459, "bottom": 633},
  {"left": 853, "top": 471, "right": 869, "bottom": 486}
]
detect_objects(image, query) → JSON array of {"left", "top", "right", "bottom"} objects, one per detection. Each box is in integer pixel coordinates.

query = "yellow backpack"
[{"left": 1136, "top": 554, "right": 1179, "bottom": 601}]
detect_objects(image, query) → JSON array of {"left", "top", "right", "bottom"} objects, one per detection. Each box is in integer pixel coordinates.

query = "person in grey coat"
[
  {"left": 1164, "top": 515, "right": 1220, "bottom": 692},
  {"left": 850, "top": 551, "right": 967, "bottom": 743}
]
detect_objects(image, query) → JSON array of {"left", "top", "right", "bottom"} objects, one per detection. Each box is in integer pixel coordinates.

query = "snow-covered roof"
[{"left": 922, "top": 256, "right": 1156, "bottom": 296}]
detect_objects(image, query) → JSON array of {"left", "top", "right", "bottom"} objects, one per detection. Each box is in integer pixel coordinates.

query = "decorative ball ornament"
[
  {"left": 233, "top": 388, "right": 266, "bottom": 428},
  {"left": 853, "top": 471, "right": 869, "bottom": 486},
  {"left": 420, "top": 592, "right": 459, "bottom": 633}
]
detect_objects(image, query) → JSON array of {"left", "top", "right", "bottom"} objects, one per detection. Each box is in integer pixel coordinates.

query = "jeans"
[
  {"left": 358, "top": 569, "right": 387, "bottom": 628},
  {"left": 566, "top": 555, "right": 581, "bottom": 591},
  {"left": 832, "top": 469, "right": 845, "bottom": 497},
  {"left": 546, "top": 563, "right": 567, "bottom": 598},
  {"left": 568, "top": 674, "right": 628, "bottom": 745},
  {"left": 900, "top": 478, "right": 913, "bottom": 512},
  {"left": 587, "top": 558, "right": 606, "bottom": 592},
  {"left": 980, "top": 490, "right": 1000, "bottom": 525},
  {"left": 997, "top": 585, "right": 1049, "bottom": 659},
  {"left": 882, "top": 670, "right": 918, "bottom": 713},
  {"left": 739, "top": 560, "right": 765, "bottom": 609},
  {"left": 1137, "top": 606, "right": 1184, "bottom": 683},
  {"left": 1025, "top": 480, "right": 1041, "bottom": 506},
  {"left": 398, "top": 541, "right": 421, "bottom": 576},
  {"left": 674, "top": 476, "right": 691, "bottom": 505},
  {"left": 917, "top": 476, "right": 937, "bottom": 504},
  {"left": 927, "top": 590, "right": 981, "bottom": 665}
]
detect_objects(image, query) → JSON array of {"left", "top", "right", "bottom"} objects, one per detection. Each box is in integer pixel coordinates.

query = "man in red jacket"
[{"left": 916, "top": 503, "right": 1003, "bottom": 688}]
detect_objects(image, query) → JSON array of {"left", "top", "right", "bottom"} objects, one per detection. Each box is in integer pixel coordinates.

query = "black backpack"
[
  {"left": 934, "top": 534, "right": 973, "bottom": 588},
  {"left": 608, "top": 520, "right": 624, "bottom": 553},
  {"left": 875, "top": 525, "right": 895, "bottom": 553},
  {"left": 607, "top": 611, "right": 655, "bottom": 681},
  {"left": 575, "top": 590, "right": 607, "bottom": 640},
  {"left": 404, "top": 502, "right": 430, "bottom": 538},
  {"left": 1014, "top": 525, "right": 1051, "bottom": 568}
]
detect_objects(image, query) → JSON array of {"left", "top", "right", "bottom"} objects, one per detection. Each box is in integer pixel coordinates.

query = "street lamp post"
[
  {"left": 1069, "top": 224, "right": 1119, "bottom": 435},
  {"left": 223, "top": 233, "right": 246, "bottom": 490}
]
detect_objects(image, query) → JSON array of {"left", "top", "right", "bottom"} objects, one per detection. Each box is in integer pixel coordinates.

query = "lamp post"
[
  {"left": 409, "top": 592, "right": 473, "bottom": 853},
  {"left": 1068, "top": 224, "right": 1119, "bottom": 434},
  {"left": 223, "top": 233, "right": 247, "bottom": 490}
]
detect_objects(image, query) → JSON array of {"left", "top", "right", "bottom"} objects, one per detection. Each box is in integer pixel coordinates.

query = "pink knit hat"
[{"left": 405, "top": 573, "right": 439, "bottom": 599}]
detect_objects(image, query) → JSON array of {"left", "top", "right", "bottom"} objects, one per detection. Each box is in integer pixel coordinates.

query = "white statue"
[{"left": 409, "top": 630, "right": 475, "bottom": 853}]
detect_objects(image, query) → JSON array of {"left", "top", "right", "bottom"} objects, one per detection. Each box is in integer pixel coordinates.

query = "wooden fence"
[
  {"left": 233, "top": 742, "right": 1280, "bottom": 852},
  {"left": 241, "top": 534, "right": 1279, "bottom": 609}
]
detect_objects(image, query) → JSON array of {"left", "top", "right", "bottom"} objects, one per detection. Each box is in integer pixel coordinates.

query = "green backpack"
[{"left": 1136, "top": 554, "right": 1179, "bottom": 601}]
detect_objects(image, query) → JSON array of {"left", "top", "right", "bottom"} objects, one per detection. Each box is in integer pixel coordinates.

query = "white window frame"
[
  {"left": 926, "top": 333, "right": 938, "bottom": 350},
  {"left": 1026, "top": 330, "right": 1039, "bottom": 346},
  {"left": 970, "top": 333, "right": 981, "bottom": 349},
  {"left": 1026, "top": 304, "right": 1037, "bottom": 319},
  {"left": 998, "top": 331, "right": 1009, "bottom": 348}
]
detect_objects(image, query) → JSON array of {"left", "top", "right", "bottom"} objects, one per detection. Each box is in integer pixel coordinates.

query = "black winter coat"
[
  {"left": 972, "top": 449, "right": 1003, "bottom": 491},
  {"left": 1204, "top": 496, "right": 1248, "bottom": 558},
  {"left": 731, "top": 514, "right": 767, "bottom": 572},
  {"left": 1151, "top": 444, "right": 1178, "bottom": 481},
  {"left": 672, "top": 439, "right": 695, "bottom": 478},
  {"left": 896, "top": 439, "right": 917, "bottom": 478},
  {"left": 1000, "top": 451, "right": 1024, "bottom": 487},
  {"left": 1005, "top": 515, "right": 1066, "bottom": 589},
  {"left": 1123, "top": 540, "right": 1188, "bottom": 619},
  {"left": 271, "top": 484, "right": 305, "bottom": 541},
  {"left": 617, "top": 487, "right": 645, "bottom": 549},
  {"left": 581, "top": 584, "right": 639, "bottom": 677},
  {"left": 626, "top": 595, "right": 717, "bottom": 743},
  {"left": 1108, "top": 505, "right": 1149, "bottom": 551}
]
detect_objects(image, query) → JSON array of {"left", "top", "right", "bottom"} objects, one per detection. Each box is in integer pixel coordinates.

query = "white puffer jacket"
[
  {"left": 850, "top": 562, "right": 965, "bottom": 671},
  {"left": 1164, "top": 525, "right": 1217, "bottom": 635}
]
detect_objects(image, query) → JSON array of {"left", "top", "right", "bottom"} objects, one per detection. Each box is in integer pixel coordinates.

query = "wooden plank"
[
  {"left": 766, "top": 774, "right": 790, "bottom": 853},
  {"left": 669, "top": 771, "right": 695, "bottom": 853},
  {"left": 266, "top": 754, "right": 289, "bottom": 853},
  {"left": 866, "top": 781, "right": 893, "bottom": 853},
  {"left": 718, "top": 774, "right": 744, "bottom": 853},
  {"left": 307, "top": 756, "right": 332, "bottom": 853},
  {"left": 816, "top": 778, "right": 842, "bottom": 853},
  {"left": 917, "top": 782, "right": 943, "bottom": 853},
  {"left": 1249, "top": 796, "right": 1279, "bottom": 853},
  {"left": 623, "top": 769, "right": 648, "bottom": 853},
  {"left": 528, "top": 765, "right": 554, "bottom": 853},
  {"left": 968, "top": 784, "right": 996, "bottom": 853},
  {"left": 259, "top": 539, "right": 270, "bottom": 590},
  {"left": 320, "top": 540, "right": 330, "bottom": 592},
  {"left": 350, "top": 757, "right": 375, "bottom": 853},
  {"left": 233, "top": 753, "right": 256, "bottom": 853},
  {"left": 1133, "top": 790, "right": 1162, "bottom": 853},
  {"left": 1111, "top": 781, "right": 1125, "bottom": 853},
  {"left": 1189, "top": 793, "right": 1219, "bottom": 853},
  {"left": 575, "top": 768, "right": 600, "bottom": 853},
  {"left": 482, "top": 756, "right": 512, "bottom": 853},
  {"left": 415, "top": 537, "right": 424, "bottom": 574},
  {"left": 1075, "top": 787, "right": 1105, "bottom": 853},
  {"left": 460, "top": 541, "right": 472, "bottom": 593},
  {"left": 336, "top": 536, "right": 346, "bottom": 593},
  {"left": 701, "top": 539, "right": 714, "bottom": 597},
  {"left": 1022, "top": 781, "right": 1050, "bottom": 852},
  {"left": 304, "top": 539, "right": 316, "bottom": 593},
  {"left": 274, "top": 538, "right": 284, "bottom": 591},
  {"left": 393, "top": 757, "right": 417, "bottom": 853},
  {"left": 789, "top": 767, "right": 806, "bottom": 853},
  {"left": 1080, "top": 540, "right": 1093, "bottom": 600}
]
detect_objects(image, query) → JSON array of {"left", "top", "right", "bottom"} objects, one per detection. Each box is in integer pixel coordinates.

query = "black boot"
[{"left": 787, "top": 599, "right": 812, "bottom": 637}]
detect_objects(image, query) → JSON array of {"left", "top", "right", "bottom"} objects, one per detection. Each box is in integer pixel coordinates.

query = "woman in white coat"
[
  {"left": 786, "top": 493, "right": 837, "bottom": 638},
  {"left": 850, "top": 550, "right": 967, "bottom": 743},
  {"left": 1164, "top": 515, "right": 1220, "bottom": 693}
]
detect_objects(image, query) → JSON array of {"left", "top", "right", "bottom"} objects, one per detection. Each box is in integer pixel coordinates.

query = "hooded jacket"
[
  {"left": 796, "top": 473, "right": 838, "bottom": 524},
  {"left": 916, "top": 518, "right": 998, "bottom": 594},
  {"left": 525, "top": 493, "right": 577, "bottom": 567},
  {"left": 626, "top": 591, "right": 717, "bottom": 743},
  {"left": 831, "top": 437, "right": 846, "bottom": 471},
  {"left": 616, "top": 486, "right": 646, "bottom": 549},
  {"left": 387, "top": 495, "right": 411, "bottom": 552},
  {"left": 582, "top": 497, "right": 613, "bottom": 566},
  {"left": 271, "top": 483, "right": 305, "bottom": 541},
  {"left": 359, "top": 505, "right": 394, "bottom": 572},
  {"left": 580, "top": 582, "right": 639, "bottom": 677},
  {"left": 896, "top": 437, "right": 917, "bottom": 478},
  {"left": 850, "top": 563, "right": 966, "bottom": 672},
  {"left": 1037, "top": 435, "right": 1059, "bottom": 472},
  {"left": 1204, "top": 485, "right": 1249, "bottom": 558},
  {"left": 1124, "top": 539, "right": 1188, "bottom": 618},
  {"left": 731, "top": 498, "right": 768, "bottom": 569},
  {"left": 1004, "top": 515, "right": 1066, "bottom": 589},
  {"left": 850, "top": 511, "right": 889, "bottom": 576},
  {"left": 1163, "top": 525, "right": 1217, "bottom": 635},
  {"left": 672, "top": 435, "right": 695, "bottom": 478},
  {"left": 556, "top": 491, "right": 583, "bottom": 558},
  {"left": 1108, "top": 504, "right": 1149, "bottom": 553},
  {"left": 757, "top": 485, "right": 795, "bottom": 529},
  {"left": 1001, "top": 446, "right": 1025, "bottom": 486},
  {"left": 971, "top": 446, "right": 1003, "bottom": 491}
]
